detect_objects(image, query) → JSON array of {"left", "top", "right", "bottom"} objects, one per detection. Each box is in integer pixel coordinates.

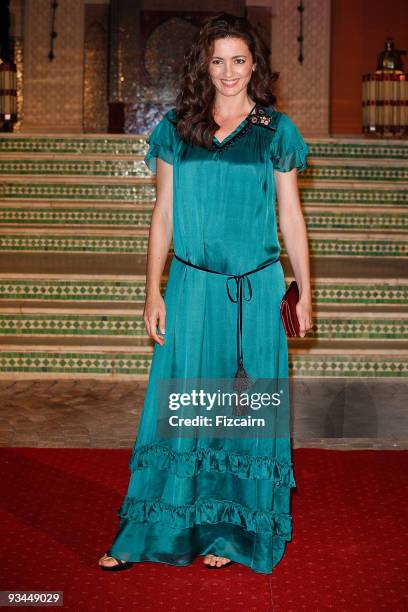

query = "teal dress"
[{"left": 107, "top": 102, "right": 309, "bottom": 573}]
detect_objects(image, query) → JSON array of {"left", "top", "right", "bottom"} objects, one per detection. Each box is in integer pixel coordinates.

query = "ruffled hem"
[
  {"left": 272, "top": 146, "right": 309, "bottom": 174},
  {"left": 144, "top": 143, "right": 174, "bottom": 174},
  {"left": 128, "top": 443, "right": 296, "bottom": 486},
  {"left": 118, "top": 496, "right": 293, "bottom": 538}
]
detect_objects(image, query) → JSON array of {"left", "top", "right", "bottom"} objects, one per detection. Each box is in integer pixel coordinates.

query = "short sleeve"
[
  {"left": 270, "top": 113, "right": 309, "bottom": 174},
  {"left": 144, "top": 109, "right": 176, "bottom": 174}
]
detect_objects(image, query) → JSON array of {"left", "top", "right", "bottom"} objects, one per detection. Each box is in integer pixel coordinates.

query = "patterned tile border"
[
  {"left": 0, "top": 159, "right": 149, "bottom": 178},
  {"left": 0, "top": 351, "right": 406, "bottom": 377},
  {"left": 2, "top": 182, "right": 407, "bottom": 208},
  {"left": 1, "top": 136, "right": 407, "bottom": 160},
  {"left": 0, "top": 278, "right": 154, "bottom": 302},
  {"left": 1, "top": 158, "right": 408, "bottom": 182},
  {"left": 312, "top": 282, "right": 408, "bottom": 305},
  {"left": 0, "top": 207, "right": 405, "bottom": 232},
  {"left": 307, "top": 141, "right": 408, "bottom": 160},
  {"left": 0, "top": 351, "right": 152, "bottom": 375},
  {"left": 0, "top": 234, "right": 149, "bottom": 253},
  {"left": 0, "top": 314, "right": 146, "bottom": 336},
  {"left": 289, "top": 353, "right": 408, "bottom": 377},
  {"left": 302, "top": 165, "right": 408, "bottom": 182},
  {"left": 0, "top": 207, "right": 152, "bottom": 227},
  {"left": 0, "top": 235, "right": 405, "bottom": 256},
  {"left": 0, "top": 314, "right": 406, "bottom": 340},
  {"left": 302, "top": 211, "right": 408, "bottom": 232},
  {"left": 1, "top": 279, "right": 406, "bottom": 306},
  {"left": 299, "top": 187, "right": 408, "bottom": 207},
  {"left": 307, "top": 238, "right": 407, "bottom": 257},
  {"left": 0, "top": 136, "right": 147, "bottom": 155},
  {"left": 307, "top": 316, "right": 408, "bottom": 340},
  {"left": 1, "top": 182, "right": 157, "bottom": 202}
]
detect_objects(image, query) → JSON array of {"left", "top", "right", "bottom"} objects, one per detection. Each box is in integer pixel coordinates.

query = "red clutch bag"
[{"left": 280, "top": 280, "right": 300, "bottom": 337}]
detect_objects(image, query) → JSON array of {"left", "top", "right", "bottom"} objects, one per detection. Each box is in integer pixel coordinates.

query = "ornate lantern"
[
  {"left": 0, "top": 60, "right": 17, "bottom": 124},
  {"left": 362, "top": 38, "right": 407, "bottom": 136}
]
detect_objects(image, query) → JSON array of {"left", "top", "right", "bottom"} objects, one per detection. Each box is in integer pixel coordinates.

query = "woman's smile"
[{"left": 221, "top": 78, "right": 240, "bottom": 88}]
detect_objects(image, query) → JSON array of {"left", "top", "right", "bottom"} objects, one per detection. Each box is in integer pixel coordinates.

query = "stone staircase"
[{"left": 0, "top": 133, "right": 407, "bottom": 380}]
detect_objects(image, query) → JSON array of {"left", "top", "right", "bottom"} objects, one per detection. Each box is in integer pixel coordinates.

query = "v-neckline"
[{"left": 213, "top": 102, "right": 258, "bottom": 146}]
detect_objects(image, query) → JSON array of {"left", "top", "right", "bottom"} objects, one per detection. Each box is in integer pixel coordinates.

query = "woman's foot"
[
  {"left": 99, "top": 553, "right": 119, "bottom": 568},
  {"left": 203, "top": 553, "right": 232, "bottom": 567},
  {"left": 98, "top": 553, "right": 134, "bottom": 571}
]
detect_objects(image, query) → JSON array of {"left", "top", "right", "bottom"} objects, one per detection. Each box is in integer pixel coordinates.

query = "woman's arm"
[
  {"left": 144, "top": 157, "right": 174, "bottom": 345},
  {"left": 275, "top": 168, "right": 313, "bottom": 337}
]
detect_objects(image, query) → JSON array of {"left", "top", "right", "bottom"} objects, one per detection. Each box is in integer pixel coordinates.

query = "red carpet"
[{"left": 1, "top": 447, "right": 407, "bottom": 611}]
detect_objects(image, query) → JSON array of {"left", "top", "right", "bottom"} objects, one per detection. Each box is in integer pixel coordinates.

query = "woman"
[{"left": 99, "top": 11, "right": 312, "bottom": 573}]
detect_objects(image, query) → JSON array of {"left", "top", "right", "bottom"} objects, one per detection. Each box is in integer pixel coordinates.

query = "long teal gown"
[{"left": 106, "top": 101, "right": 309, "bottom": 573}]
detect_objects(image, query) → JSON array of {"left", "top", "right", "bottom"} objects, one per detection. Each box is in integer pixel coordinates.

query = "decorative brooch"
[{"left": 248, "top": 105, "right": 275, "bottom": 127}]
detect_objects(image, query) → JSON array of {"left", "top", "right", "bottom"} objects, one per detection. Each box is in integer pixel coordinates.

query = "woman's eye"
[{"left": 211, "top": 59, "right": 245, "bottom": 64}]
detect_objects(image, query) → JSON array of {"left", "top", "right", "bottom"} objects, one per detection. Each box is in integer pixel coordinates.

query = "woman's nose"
[{"left": 222, "top": 63, "right": 235, "bottom": 77}]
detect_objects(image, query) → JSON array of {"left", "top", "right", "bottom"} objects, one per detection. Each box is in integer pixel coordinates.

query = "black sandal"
[{"left": 100, "top": 551, "right": 135, "bottom": 572}]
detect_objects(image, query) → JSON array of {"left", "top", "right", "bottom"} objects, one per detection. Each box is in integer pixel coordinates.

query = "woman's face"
[{"left": 208, "top": 36, "right": 255, "bottom": 98}]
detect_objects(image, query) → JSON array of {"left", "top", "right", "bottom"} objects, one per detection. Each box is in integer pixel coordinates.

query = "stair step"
[
  {"left": 1, "top": 133, "right": 407, "bottom": 160},
  {"left": 0, "top": 335, "right": 148, "bottom": 347},
  {"left": 2, "top": 155, "right": 407, "bottom": 168},
  {"left": 0, "top": 134, "right": 147, "bottom": 156},
  {"left": 0, "top": 312, "right": 406, "bottom": 341},
  {"left": 300, "top": 185, "right": 408, "bottom": 208},
  {"left": 1, "top": 180, "right": 157, "bottom": 202},
  {"left": 0, "top": 275, "right": 151, "bottom": 304},
  {"left": 306, "top": 138, "right": 408, "bottom": 161},
  {"left": 1, "top": 159, "right": 407, "bottom": 183},
  {"left": 0, "top": 252, "right": 149, "bottom": 275},
  {"left": 0, "top": 252, "right": 405, "bottom": 278},
  {"left": 0, "top": 204, "right": 153, "bottom": 229},
  {"left": 2, "top": 181, "right": 407, "bottom": 208},
  {"left": 0, "top": 159, "right": 145, "bottom": 177},
  {"left": 0, "top": 230, "right": 149, "bottom": 253},
  {"left": 0, "top": 312, "right": 148, "bottom": 338},
  {"left": 0, "top": 203, "right": 406, "bottom": 233},
  {"left": 289, "top": 348, "right": 408, "bottom": 377},
  {"left": 0, "top": 346, "right": 406, "bottom": 379},
  {"left": 0, "top": 276, "right": 406, "bottom": 306},
  {"left": 300, "top": 209, "right": 408, "bottom": 232},
  {"left": 303, "top": 165, "right": 408, "bottom": 183},
  {"left": 306, "top": 257, "right": 407, "bottom": 278},
  {"left": 0, "top": 231, "right": 406, "bottom": 257}
]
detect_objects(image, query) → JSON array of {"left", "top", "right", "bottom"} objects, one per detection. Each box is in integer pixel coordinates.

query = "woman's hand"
[
  {"left": 143, "top": 291, "right": 166, "bottom": 345},
  {"left": 296, "top": 297, "right": 313, "bottom": 338}
]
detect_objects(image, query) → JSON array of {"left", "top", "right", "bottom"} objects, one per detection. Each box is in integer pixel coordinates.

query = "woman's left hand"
[{"left": 296, "top": 298, "right": 313, "bottom": 337}]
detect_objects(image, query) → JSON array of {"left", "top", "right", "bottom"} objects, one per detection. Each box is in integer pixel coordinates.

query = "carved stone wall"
[
  {"left": 9, "top": 0, "right": 25, "bottom": 133},
  {"left": 270, "top": 0, "right": 331, "bottom": 136},
  {"left": 21, "top": 0, "right": 85, "bottom": 133},
  {"left": 83, "top": 3, "right": 109, "bottom": 133}
]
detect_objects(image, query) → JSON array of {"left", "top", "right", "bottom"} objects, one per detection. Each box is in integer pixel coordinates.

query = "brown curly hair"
[{"left": 172, "top": 12, "right": 279, "bottom": 150}]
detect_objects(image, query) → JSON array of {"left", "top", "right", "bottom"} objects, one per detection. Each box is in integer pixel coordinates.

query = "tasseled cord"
[
  {"left": 232, "top": 358, "right": 253, "bottom": 416},
  {"left": 227, "top": 274, "right": 254, "bottom": 417}
]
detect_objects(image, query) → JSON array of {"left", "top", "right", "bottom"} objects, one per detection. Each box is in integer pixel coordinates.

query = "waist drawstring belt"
[{"left": 173, "top": 253, "right": 280, "bottom": 387}]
